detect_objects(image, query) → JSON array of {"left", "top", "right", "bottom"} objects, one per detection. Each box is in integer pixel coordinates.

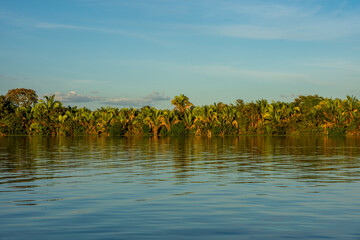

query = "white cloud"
[
  {"left": 42, "top": 91, "right": 170, "bottom": 106},
  {"left": 53, "top": 91, "right": 104, "bottom": 102},
  {"left": 105, "top": 91, "right": 170, "bottom": 107},
  {"left": 144, "top": 91, "right": 171, "bottom": 101}
]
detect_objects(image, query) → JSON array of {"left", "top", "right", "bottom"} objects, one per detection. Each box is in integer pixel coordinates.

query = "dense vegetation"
[{"left": 1, "top": 88, "right": 359, "bottom": 136}]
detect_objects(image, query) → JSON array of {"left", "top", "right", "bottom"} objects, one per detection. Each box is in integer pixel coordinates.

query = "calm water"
[{"left": 1, "top": 136, "right": 360, "bottom": 240}]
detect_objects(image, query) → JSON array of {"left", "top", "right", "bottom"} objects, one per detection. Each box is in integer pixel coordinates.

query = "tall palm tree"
[
  {"left": 143, "top": 109, "right": 165, "bottom": 136},
  {"left": 171, "top": 94, "right": 193, "bottom": 115},
  {"left": 183, "top": 111, "right": 197, "bottom": 131},
  {"left": 161, "top": 110, "right": 179, "bottom": 132},
  {"left": 37, "top": 95, "right": 62, "bottom": 110},
  {"left": 218, "top": 105, "right": 238, "bottom": 135},
  {"left": 196, "top": 105, "right": 219, "bottom": 137}
]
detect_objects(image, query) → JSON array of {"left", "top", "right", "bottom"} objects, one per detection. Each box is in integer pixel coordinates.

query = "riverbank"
[{"left": 1, "top": 93, "right": 359, "bottom": 137}]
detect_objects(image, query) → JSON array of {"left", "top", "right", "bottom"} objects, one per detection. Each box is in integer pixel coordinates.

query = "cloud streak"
[
  {"left": 34, "top": 22, "right": 163, "bottom": 43},
  {"left": 0, "top": 74, "right": 20, "bottom": 82},
  {"left": 222, "top": 2, "right": 322, "bottom": 19},
  {"left": 0, "top": 10, "right": 163, "bottom": 43},
  {"left": 183, "top": 64, "right": 307, "bottom": 82},
  {"left": 181, "top": 16, "right": 360, "bottom": 41},
  {"left": 170, "top": 1, "right": 360, "bottom": 41},
  {"left": 305, "top": 59, "right": 360, "bottom": 72}
]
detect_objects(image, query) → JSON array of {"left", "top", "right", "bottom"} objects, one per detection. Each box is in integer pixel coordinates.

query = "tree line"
[{"left": 0, "top": 88, "right": 359, "bottom": 136}]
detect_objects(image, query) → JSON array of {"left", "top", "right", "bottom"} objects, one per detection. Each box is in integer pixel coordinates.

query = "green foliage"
[
  {"left": 0, "top": 95, "right": 15, "bottom": 118},
  {"left": 171, "top": 94, "right": 193, "bottom": 116},
  {"left": 328, "top": 126, "right": 346, "bottom": 136},
  {"left": 109, "top": 121, "right": 127, "bottom": 136},
  {"left": 142, "top": 124, "right": 151, "bottom": 135},
  {"left": 0, "top": 114, "right": 27, "bottom": 135},
  {"left": 159, "top": 126, "right": 170, "bottom": 136},
  {"left": 170, "top": 122, "right": 189, "bottom": 136},
  {"left": 66, "top": 120, "right": 86, "bottom": 136}
]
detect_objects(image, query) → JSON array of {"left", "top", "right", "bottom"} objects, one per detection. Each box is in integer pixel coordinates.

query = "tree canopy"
[{"left": 6, "top": 88, "right": 38, "bottom": 108}]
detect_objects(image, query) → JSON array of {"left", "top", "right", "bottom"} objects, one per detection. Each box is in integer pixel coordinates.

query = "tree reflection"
[{"left": 1, "top": 136, "right": 360, "bottom": 186}]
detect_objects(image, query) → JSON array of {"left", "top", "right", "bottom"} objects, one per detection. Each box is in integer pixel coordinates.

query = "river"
[{"left": 1, "top": 136, "right": 360, "bottom": 239}]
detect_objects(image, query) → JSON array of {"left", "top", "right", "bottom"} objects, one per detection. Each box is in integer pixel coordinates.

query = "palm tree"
[
  {"left": 31, "top": 95, "right": 63, "bottom": 135},
  {"left": 171, "top": 94, "right": 193, "bottom": 115},
  {"left": 161, "top": 110, "right": 179, "bottom": 132},
  {"left": 195, "top": 105, "right": 219, "bottom": 137},
  {"left": 344, "top": 96, "right": 359, "bottom": 123},
  {"left": 218, "top": 105, "right": 238, "bottom": 135},
  {"left": 183, "top": 111, "right": 197, "bottom": 131},
  {"left": 37, "top": 95, "right": 62, "bottom": 110},
  {"left": 94, "top": 107, "right": 116, "bottom": 135},
  {"left": 256, "top": 99, "right": 269, "bottom": 126},
  {"left": 143, "top": 109, "right": 165, "bottom": 136}
]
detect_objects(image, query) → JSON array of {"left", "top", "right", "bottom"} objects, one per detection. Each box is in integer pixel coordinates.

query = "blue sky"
[{"left": 0, "top": 0, "right": 359, "bottom": 109}]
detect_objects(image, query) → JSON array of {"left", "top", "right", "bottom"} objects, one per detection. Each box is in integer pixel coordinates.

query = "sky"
[{"left": 0, "top": 0, "right": 359, "bottom": 109}]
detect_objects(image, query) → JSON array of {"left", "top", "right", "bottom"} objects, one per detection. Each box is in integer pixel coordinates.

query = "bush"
[
  {"left": 0, "top": 114, "right": 27, "bottom": 135},
  {"left": 142, "top": 124, "right": 151, "bottom": 135},
  {"left": 109, "top": 121, "right": 127, "bottom": 136},
  {"left": 170, "top": 122, "right": 189, "bottom": 136},
  {"left": 159, "top": 126, "right": 169, "bottom": 136},
  {"left": 328, "top": 126, "right": 346, "bottom": 136}
]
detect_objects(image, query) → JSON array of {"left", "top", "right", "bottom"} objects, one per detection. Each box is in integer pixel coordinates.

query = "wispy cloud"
[
  {"left": 2, "top": 2, "right": 359, "bottom": 42},
  {"left": 305, "top": 59, "right": 360, "bottom": 72},
  {"left": 0, "top": 10, "right": 163, "bottom": 43},
  {"left": 280, "top": 94, "right": 299, "bottom": 100},
  {"left": 73, "top": 79, "right": 103, "bottom": 84},
  {"left": 105, "top": 91, "right": 170, "bottom": 107},
  {"left": 186, "top": 64, "right": 306, "bottom": 81},
  {"left": 52, "top": 91, "right": 105, "bottom": 103},
  {"left": 174, "top": 1, "right": 360, "bottom": 41},
  {"left": 34, "top": 22, "right": 162, "bottom": 43},
  {"left": 0, "top": 74, "right": 20, "bottom": 82},
  {"left": 182, "top": 16, "right": 360, "bottom": 41},
  {"left": 222, "top": 2, "right": 322, "bottom": 19}
]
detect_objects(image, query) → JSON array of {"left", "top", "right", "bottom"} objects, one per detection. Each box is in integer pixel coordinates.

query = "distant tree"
[
  {"left": 6, "top": 88, "right": 38, "bottom": 108},
  {"left": 294, "top": 95, "right": 323, "bottom": 113}
]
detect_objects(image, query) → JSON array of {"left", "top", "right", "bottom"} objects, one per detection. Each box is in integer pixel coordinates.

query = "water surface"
[{"left": 1, "top": 136, "right": 360, "bottom": 239}]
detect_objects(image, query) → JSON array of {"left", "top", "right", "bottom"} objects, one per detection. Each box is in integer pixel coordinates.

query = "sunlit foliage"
[{"left": 1, "top": 90, "right": 359, "bottom": 136}]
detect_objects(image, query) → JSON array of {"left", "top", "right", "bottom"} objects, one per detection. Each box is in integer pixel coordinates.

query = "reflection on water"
[{"left": 1, "top": 136, "right": 360, "bottom": 239}]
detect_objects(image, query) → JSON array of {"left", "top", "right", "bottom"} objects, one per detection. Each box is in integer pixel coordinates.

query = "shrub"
[
  {"left": 109, "top": 121, "right": 127, "bottom": 136},
  {"left": 170, "top": 122, "right": 189, "bottom": 136}
]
